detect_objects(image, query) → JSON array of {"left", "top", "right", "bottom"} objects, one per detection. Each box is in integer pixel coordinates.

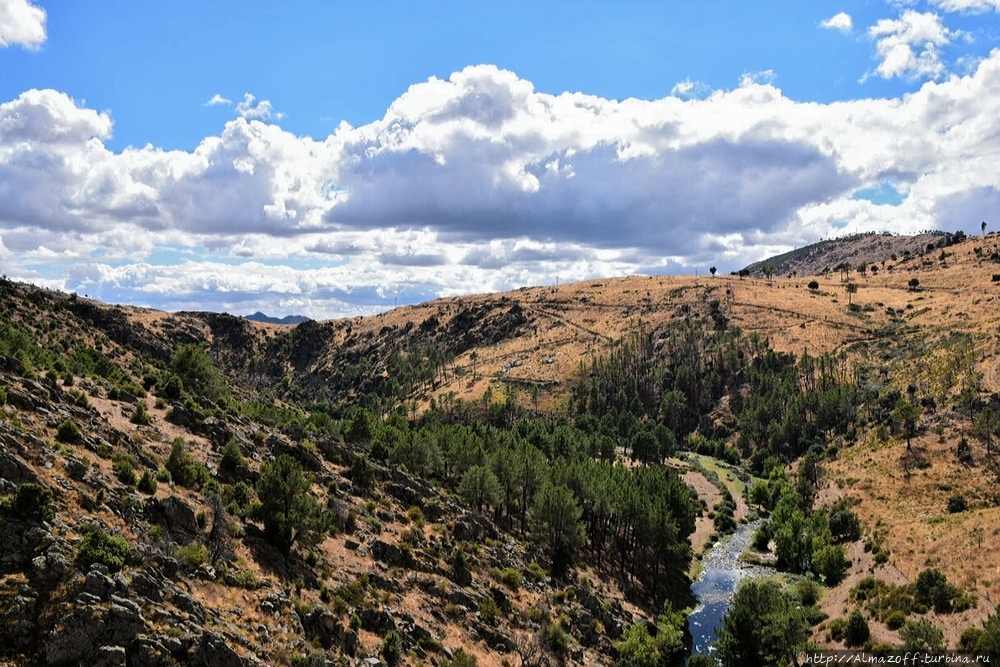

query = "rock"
[
  {"left": 452, "top": 514, "right": 499, "bottom": 542},
  {"left": 359, "top": 607, "right": 396, "bottom": 634},
  {"left": 132, "top": 571, "right": 163, "bottom": 602},
  {"left": 128, "top": 635, "right": 180, "bottom": 667},
  {"left": 0, "top": 591, "right": 38, "bottom": 651},
  {"left": 45, "top": 602, "right": 107, "bottom": 665},
  {"left": 145, "top": 496, "right": 201, "bottom": 542},
  {"left": 470, "top": 620, "right": 515, "bottom": 653},
  {"left": 450, "top": 563, "right": 473, "bottom": 587},
  {"left": 192, "top": 631, "right": 247, "bottom": 667},
  {"left": 171, "top": 590, "right": 205, "bottom": 623},
  {"left": 84, "top": 569, "right": 115, "bottom": 600},
  {"left": 371, "top": 539, "right": 412, "bottom": 568},
  {"left": 94, "top": 645, "right": 127, "bottom": 667},
  {"left": 0, "top": 449, "right": 39, "bottom": 485}
]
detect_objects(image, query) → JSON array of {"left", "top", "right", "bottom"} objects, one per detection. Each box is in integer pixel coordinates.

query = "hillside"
[{"left": 2, "top": 230, "right": 1000, "bottom": 664}]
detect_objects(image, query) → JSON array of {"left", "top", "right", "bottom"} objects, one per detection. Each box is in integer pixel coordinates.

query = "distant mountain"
[
  {"left": 741, "top": 231, "right": 961, "bottom": 278},
  {"left": 245, "top": 311, "right": 310, "bottom": 325}
]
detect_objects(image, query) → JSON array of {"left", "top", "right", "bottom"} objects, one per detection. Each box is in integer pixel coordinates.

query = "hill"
[
  {"left": 2, "top": 230, "right": 1000, "bottom": 664},
  {"left": 245, "top": 312, "right": 310, "bottom": 326},
  {"left": 741, "top": 231, "right": 961, "bottom": 278}
]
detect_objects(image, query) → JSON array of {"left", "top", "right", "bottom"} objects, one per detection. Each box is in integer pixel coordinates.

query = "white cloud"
[
  {"left": 670, "top": 79, "right": 712, "bottom": 99},
  {"left": 204, "top": 94, "right": 232, "bottom": 107},
  {"left": 931, "top": 0, "right": 1000, "bottom": 12},
  {"left": 0, "top": 0, "right": 45, "bottom": 49},
  {"left": 235, "top": 92, "right": 284, "bottom": 120},
  {"left": 4, "top": 59, "right": 1000, "bottom": 316},
  {"left": 820, "top": 12, "right": 854, "bottom": 33},
  {"left": 866, "top": 10, "right": 958, "bottom": 80}
]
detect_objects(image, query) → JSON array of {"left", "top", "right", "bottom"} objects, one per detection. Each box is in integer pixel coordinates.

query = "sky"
[{"left": 2, "top": 1, "right": 1000, "bottom": 318}]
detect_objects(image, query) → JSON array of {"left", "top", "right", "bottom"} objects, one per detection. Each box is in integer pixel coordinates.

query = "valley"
[{"left": 2, "top": 230, "right": 1000, "bottom": 665}]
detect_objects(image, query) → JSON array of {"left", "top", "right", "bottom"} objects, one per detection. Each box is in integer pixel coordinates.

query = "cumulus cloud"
[
  {"left": 866, "top": 10, "right": 958, "bottom": 80},
  {"left": 204, "top": 94, "right": 232, "bottom": 107},
  {"left": 4, "top": 59, "right": 1000, "bottom": 316},
  {"left": 820, "top": 12, "right": 854, "bottom": 33},
  {"left": 0, "top": 0, "right": 45, "bottom": 49},
  {"left": 235, "top": 93, "right": 283, "bottom": 120}
]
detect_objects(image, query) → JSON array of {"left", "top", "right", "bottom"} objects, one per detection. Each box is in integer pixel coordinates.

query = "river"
[{"left": 687, "top": 518, "right": 777, "bottom": 656}]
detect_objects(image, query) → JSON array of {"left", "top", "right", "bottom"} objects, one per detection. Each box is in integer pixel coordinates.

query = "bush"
[
  {"left": 900, "top": 618, "right": 944, "bottom": 652},
  {"left": 219, "top": 438, "right": 245, "bottom": 473},
  {"left": 500, "top": 567, "right": 522, "bottom": 591},
  {"left": 130, "top": 401, "right": 152, "bottom": 425},
  {"left": 1, "top": 482, "right": 55, "bottom": 523},
  {"left": 808, "top": 280, "right": 820, "bottom": 290},
  {"left": 812, "top": 543, "right": 850, "bottom": 585},
  {"left": 793, "top": 579, "right": 822, "bottom": 607},
  {"left": 166, "top": 438, "right": 210, "bottom": 489},
  {"left": 885, "top": 609, "right": 907, "bottom": 630},
  {"left": 137, "top": 469, "right": 158, "bottom": 494},
  {"left": 113, "top": 456, "right": 137, "bottom": 486},
  {"left": 56, "top": 419, "right": 81, "bottom": 443},
  {"left": 846, "top": 610, "right": 870, "bottom": 646},
  {"left": 233, "top": 570, "right": 262, "bottom": 590},
  {"left": 381, "top": 629, "right": 403, "bottom": 666},
  {"left": 175, "top": 543, "right": 209, "bottom": 569},
  {"left": 915, "top": 568, "right": 956, "bottom": 613},
  {"left": 751, "top": 521, "right": 772, "bottom": 551},
  {"left": 478, "top": 594, "right": 500, "bottom": 624},
  {"left": 443, "top": 648, "right": 478, "bottom": 667},
  {"left": 525, "top": 560, "right": 547, "bottom": 583},
  {"left": 828, "top": 617, "right": 847, "bottom": 642},
  {"left": 77, "top": 526, "right": 130, "bottom": 572},
  {"left": 947, "top": 494, "right": 968, "bottom": 513}
]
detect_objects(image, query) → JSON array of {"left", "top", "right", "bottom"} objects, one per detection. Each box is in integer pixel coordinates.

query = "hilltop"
[{"left": 2, "top": 230, "right": 1000, "bottom": 664}]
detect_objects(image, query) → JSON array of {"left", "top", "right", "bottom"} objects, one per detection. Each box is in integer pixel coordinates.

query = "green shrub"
[
  {"left": 846, "top": 610, "right": 870, "bottom": 646},
  {"left": 478, "top": 594, "right": 500, "bottom": 624},
  {"left": 813, "top": 543, "right": 850, "bottom": 585},
  {"left": 525, "top": 560, "right": 547, "bottom": 583},
  {"left": 900, "top": 618, "right": 945, "bottom": 652},
  {"left": 76, "top": 526, "right": 130, "bottom": 572},
  {"left": 751, "top": 521, "right": 772, "bottom": 551},
  {"left": 1, "top": 482, "right": 55, "bottom": 522},
  {"left": 381, "top": 629, "right": 403, "bottom": 666},
  {"left": 442, "top": 648, "right": 478, "bottom": 667},
  {"left": 947, "top": 495, "right": 968, "bottom": 513},
  {"left": 885, "top": 609, "right": 907, "bottom": 630},
  {"left": 56, "top": 419, "right": 81, "bottom": 443},
  {"left": 130, "top": 401, "right": 152, "bottom": 425},
  {"left": 137, "top": 470, "right": 158, "bottom": 494},
  {"left": 915, "top": 568, "right": 956, "bottom": 613},
  {"left": 219, "top": 438, "right": 245, "bottom": 472},
  {"left": 500, "top": 567, "right": 522, "bottom": 591},
  {"left": 828, "top": 617, "right": 848, "bottom": 642},
  {"left": 113, "top": 456, "right": 137, "bottom": 486},
  {"left": 166, "top": 438, "right": 210, "bottom": 489},
  {"left": 175, "top": 543, "right": 209, "bottom": 569},
  {"left": 793, "top": 579, "right": 822, "bottom": 607},
  {"left": 233, "top": 570, "right": 262, "bottom": 590},
  {"left": 0, "top": 386, "right": 6, "bottom": 406}
]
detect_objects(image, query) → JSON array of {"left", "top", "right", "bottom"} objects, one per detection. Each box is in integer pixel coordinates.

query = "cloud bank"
[{"left": 2, "top": 56, "right": 1000, "bottom": 317}]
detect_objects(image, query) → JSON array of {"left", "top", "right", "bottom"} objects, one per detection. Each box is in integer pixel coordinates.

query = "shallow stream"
[{"left": 687, "top": 519, "right": 777, "bottom": 656}]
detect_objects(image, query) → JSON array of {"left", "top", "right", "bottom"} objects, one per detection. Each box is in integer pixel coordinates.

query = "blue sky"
[{"left": 2, "top": 0, "right": 1000, "bottom": 317}]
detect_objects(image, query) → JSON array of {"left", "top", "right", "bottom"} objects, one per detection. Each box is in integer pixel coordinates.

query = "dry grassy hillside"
[{"left": 3, "top": 230, "right": 1000, "bottom": 663}]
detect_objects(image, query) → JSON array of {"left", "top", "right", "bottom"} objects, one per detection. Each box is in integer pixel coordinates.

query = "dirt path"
[{"left": 682, "top": 469, "right": 724, "bottom": 556}]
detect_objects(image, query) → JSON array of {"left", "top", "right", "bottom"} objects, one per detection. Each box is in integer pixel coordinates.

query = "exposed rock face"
[{"left": 145, "top": 496, "right": 201, "bottom": 543}]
